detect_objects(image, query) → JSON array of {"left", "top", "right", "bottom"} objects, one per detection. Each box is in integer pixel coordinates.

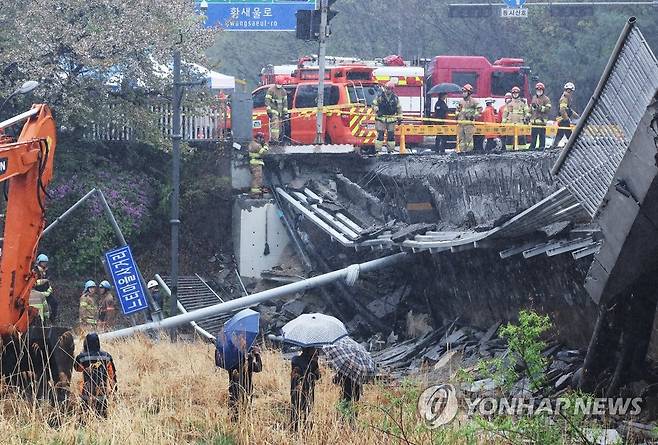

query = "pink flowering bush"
[{"left": 42, "top": 153, "right": 162, "bottom": 279}]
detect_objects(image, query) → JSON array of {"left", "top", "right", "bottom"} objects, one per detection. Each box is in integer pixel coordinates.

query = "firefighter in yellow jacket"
[
  {"left": 265, "top": 82, "right": 288, "bottom": 144},
  {"left": 249, "top": 133, "right": 269, "bottom": 197},
  {"left": 551, "top": 82, "right": 579, "bottom": 148},
  {"left": 372, "top": 80, "right": 402, "bottom": 154},
  {"left": 30, "top": 253, "right": 52, "bottom": 323},
  {"left": 79, "top": 280, "right": 99, "bottom": 331},
  {"left": 455, "top": 84, "right": 482, "bottom": 153},
  {"left": 529, "top": 82, "right": 552, "bottom": 150},
  {"left": 502, "top": 85, "right": 530, "bottom": 150}
]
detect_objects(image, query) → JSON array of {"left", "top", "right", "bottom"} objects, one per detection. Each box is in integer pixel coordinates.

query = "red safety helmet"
[
  {"left": 462, "top": 84, "right": 474, "bottom": 93},
  {"left": 535, "top": 82, "right": 545, "bottom": 90},
  {"left": 511, "top": 86, "right": 521, "bottom": 94}
]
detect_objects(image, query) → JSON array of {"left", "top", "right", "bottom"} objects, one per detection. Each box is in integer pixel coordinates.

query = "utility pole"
[
  {"left": 314, "top": 0, "right": 328, "bottom": 144},
  {"left": 170, "top": 43, "right": 182, "bottom": 341}
]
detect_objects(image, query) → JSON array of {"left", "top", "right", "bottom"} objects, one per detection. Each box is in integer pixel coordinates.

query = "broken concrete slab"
[
  {"left": 555, "top": 372, "right": 573, "bottom": 391},
  {"left": 465, "top": 378, "right": 497, "bottom": 394},
  {"left": 366, "top": 285, "right": 407, "bottom": 319},
  {"left": 583, "top": 429, "right": 622, "bottom": 445},
  {"left": 390, "top": 223, "right": 437, "bottom": 243},
  {"left": 280, "top": 299, "right": 307, "bottom": 318}
]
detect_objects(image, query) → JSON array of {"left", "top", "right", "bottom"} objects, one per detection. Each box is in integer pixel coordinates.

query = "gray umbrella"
[
  {"left": 428, "top": 83, "right": 462, "bottom": 95},
  {"left": 281, "top": 313, "right": 348, "bottom": 347}
]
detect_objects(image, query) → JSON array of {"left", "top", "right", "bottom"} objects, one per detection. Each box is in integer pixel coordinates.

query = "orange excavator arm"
[{"left": 0, "top": 104, "right": 56, "bottom": 335}]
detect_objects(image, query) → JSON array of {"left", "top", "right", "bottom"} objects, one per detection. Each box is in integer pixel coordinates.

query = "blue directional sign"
[
  {"left": 200, "top": 0, "right": 317, "bottom": 31},
  {"left": 105, "top": 245, "right": 149, "bottom": 315},
  {"left": 503, "top": 0, "right": 526, "bottom": 6}
]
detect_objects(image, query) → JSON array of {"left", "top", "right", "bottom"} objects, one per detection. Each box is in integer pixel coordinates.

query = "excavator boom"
[
  {"left": 0, "top": 104, "right": 56, "bottom": 334},
  {"left": 0, "top": 104, "right": 73, "bottom": 403}
]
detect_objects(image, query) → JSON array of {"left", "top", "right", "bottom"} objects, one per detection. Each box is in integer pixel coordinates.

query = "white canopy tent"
[{"left": 189, "top": 63, "right": 235, "bottom": 90}]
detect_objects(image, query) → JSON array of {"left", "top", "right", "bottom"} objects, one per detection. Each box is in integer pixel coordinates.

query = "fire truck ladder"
[{"left": 348, "top": 81, "right": 368, "bottom": 105}]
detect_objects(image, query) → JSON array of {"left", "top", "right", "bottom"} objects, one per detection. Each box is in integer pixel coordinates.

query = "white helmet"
[
  {"left": 564, "top": 82, "right": 575, "bottom": 91},
  {"left": 147, "top": 280, "right": 158, "bottom": 289}
]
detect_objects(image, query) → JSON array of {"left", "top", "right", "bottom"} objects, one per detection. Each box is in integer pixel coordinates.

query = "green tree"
[{"left": 0, "top": 0, "right": 217, "bottom": 137}]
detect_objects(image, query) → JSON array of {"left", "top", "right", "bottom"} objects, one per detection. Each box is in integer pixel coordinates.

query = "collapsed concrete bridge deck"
[{"left": 230, "top": 149, "right": 599, "bottom": 349}]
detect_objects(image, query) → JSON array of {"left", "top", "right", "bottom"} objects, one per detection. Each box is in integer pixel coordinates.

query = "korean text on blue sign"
[
  {"left": 200, "top": 0, "right": 316, "bottom": 31},
  {"left": 105, "top": 246, "right": 149, "bottom": 315}
]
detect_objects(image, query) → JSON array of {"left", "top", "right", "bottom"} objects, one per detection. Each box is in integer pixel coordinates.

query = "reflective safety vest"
[
  {"left": 75, "top": 350, "right": 117, "bottom": 401},
  {"left": 265, "top": 86, "right": 288, "bottom": 115},
  {"left": 456, "top": 97, "right": 482, "bottom": 122},
  {"left": 558, "top": 92, "right": 575, "bottom": 123},
  {"left": 248, "top": 141, "right": 269, "bottom": 166},
  {"left": 530, "top": 94, "right": 552, "bottom": 124},
  {"left": 29, "top": 290, "right": 49, "bottom": 320},
  {"left": 373, "top": 91, "right": 402, "bottom": 122},
  {"left": 503, "top": 98, "right": 529, "bottom": 124},
  {"left": 79, "top": 293, "right": 98, "bottom": 325}
]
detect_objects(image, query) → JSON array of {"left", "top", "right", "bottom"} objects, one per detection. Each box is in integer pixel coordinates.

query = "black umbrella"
[{"left": 428, "top": 83, "right": 462, "bottom": 95}]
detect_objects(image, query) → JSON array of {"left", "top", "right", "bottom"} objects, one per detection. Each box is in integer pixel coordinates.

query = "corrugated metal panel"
[{"left": 555, "top": 25, "right": 658, "bottom": 217}]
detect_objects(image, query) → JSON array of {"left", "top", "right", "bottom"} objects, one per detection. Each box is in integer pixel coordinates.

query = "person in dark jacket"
[
  {"left": 333, "top": 373, "right": 362, "bottom": 424},
  {"left": 217, "top": 339, "right": 263, "bottom": 421},
  {"left": 290, "top": 347, "right": 321, "bottom": 431},
  {"left": 433, "top": 93, "right": 449, "bottom": 154},
  {"left": 74, "top": 333, "right": 117, "bottom": 418}
]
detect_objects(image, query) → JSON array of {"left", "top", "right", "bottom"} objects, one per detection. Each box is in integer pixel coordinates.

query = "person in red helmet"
[
  {"left": 529, "top": 82, "right": 552, "bottom": 150},
  {"left": 248, "top": 132, "right": 269, "bottom": 197},
  {"left": 455, "top": 83, "right": 482, "bottom": 153}
]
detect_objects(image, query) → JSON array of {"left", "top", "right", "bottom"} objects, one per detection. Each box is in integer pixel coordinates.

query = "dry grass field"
[
  {"left": 0, "top": 335, "right": 464, "bottom": 445},
  {"left": 0, "top": 336, "right": 635, "bottom": 445}
]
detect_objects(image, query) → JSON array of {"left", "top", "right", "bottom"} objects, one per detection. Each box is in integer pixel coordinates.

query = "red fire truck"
[
  {"left": 256, "top": 54, "right": 532, "bottom": 146},
  {"left": 425, "top": 56, "right": 532, "bottom": 112},
  {"left": 253, "top": 65, "right": 382, "bottom": 145}
]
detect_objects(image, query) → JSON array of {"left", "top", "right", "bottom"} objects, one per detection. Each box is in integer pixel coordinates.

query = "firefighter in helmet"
[
  {"left": 372, "top": 79, "right": 402, "bottom": 154},
  {"left": 498, "top": 92, "right": 512, "bottom": 123},
  {"left": 502, "top": 85, "right": 529, "bottom": 150},
  {"left": 552, "top": 81, "right": 578, "bottom": 148},
  {"left": 264, "top": 82, "right": 288, "bottom": 144},
  {"left": 30, "top": 253, "right": 52, "bottom": 323},
  {"left": 248, "top": 132, "right": 269, "bottom": 197},
  {"left": 455, "top": 84, "right": 482, "bottom": 153},
  {"left": 529, "top": 82, "right": 552, "bottom": 150},
  {"left": 79, "top": 280, "right": 98, "bottom": 332}
]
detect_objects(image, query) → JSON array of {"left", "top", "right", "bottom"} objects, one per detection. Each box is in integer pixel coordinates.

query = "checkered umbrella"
[
  {"left": 323, "top": 336, "right": 377, "bottom": 383},
  {"left": 281, "top": 313, "right": 348, "bottom": 347}
]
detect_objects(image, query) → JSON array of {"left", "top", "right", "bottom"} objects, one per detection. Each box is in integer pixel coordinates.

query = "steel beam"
[{"left": 100, "top": 252, "right": 408, "bottom": 341}]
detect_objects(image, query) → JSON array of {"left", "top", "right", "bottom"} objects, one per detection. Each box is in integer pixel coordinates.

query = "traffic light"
[
  {"left": 295, "top": 0, "right": 338, "bottom": 41},
  {"left": 295, "top": 10, "right": 314, "bottom": 40},
  {"left": 549, "top": 4, "right": 594, "bottom": 17},
  {"left": 448, "top": 4, "right": 493, "bottom": 18}
]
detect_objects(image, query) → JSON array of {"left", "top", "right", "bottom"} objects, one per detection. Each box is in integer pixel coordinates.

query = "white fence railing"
[{"left": 84, "top": 103, "right": 230, "bottom": 142}]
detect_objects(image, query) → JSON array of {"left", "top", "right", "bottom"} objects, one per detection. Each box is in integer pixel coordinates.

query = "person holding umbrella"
[
  {"left": 433, "top": 92, "right": 449, "bottom": 154},
  {"left": 290, "top": 347, "right": 321, "bottom": 431},
  {"left": 281, "top": 313, "right": 348, "bottom": 431},
  {"left": 324, "top": 337, "right": 377, "bottom": 423},
  {"left": 215, "top": 309, "right": 262, "bottom": 421},
  {"left": 427, "top": 83, "right": 460, "bottom": 154}
]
